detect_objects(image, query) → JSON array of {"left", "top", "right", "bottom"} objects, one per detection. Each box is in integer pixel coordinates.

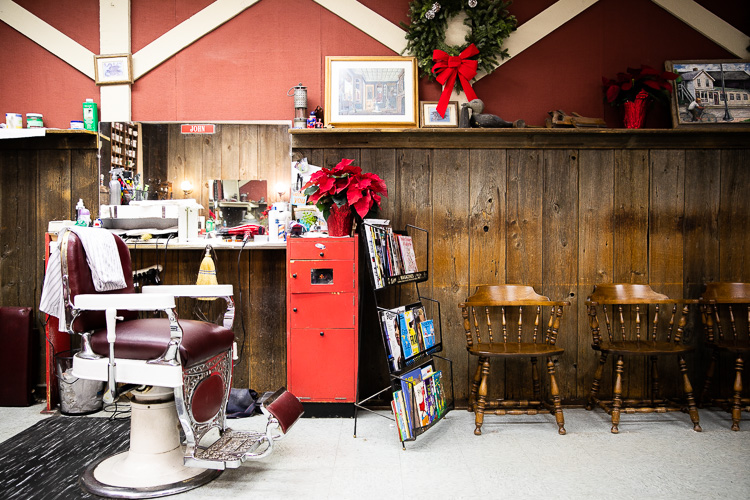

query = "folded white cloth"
[{"left": 40, "top": 227, "right": 127, "bottom": 322}]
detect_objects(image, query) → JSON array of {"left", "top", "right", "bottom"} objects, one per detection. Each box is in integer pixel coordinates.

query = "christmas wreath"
[{"left": 402, "top": 0, "right": 517, "bottom": 93}]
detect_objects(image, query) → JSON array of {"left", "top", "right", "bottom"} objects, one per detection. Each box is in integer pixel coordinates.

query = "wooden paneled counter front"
[
  {"left": 291, "top": 127, "right": 750, "bottom": 406},
  {"left": 127, "top": 239, "right": 287, "bottom": 392}
]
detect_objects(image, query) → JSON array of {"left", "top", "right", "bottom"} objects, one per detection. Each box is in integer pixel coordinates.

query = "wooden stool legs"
[
  {"left": 731, "top": 356, "right": 744, "bottom": 431},
  {"left": 678, "top": 356, "right": 702, "bottom": 432},
  {"left": 586, "top": 352, "right": 608, "bottom": 411},
  {"left": 547, "top": 357, "right": 566, "bottom": 435},
  {"left": 474, "top": 357, "right": 490, "bottom": 435}
]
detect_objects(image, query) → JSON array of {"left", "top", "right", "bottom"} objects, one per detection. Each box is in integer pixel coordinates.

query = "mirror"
[{"left": 209, "top": 179, "right": 268, "bottom": 227}]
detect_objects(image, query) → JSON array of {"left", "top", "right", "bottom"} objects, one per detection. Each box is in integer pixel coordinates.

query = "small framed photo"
[
  {"left": 420, "top": 101, "right": 458, "bottom": 127},
  {"left": 94, "top": 54, "right": 133, "bottom": 85},
  {"left": 325, "top": 56, "right": 418, "bottom": 128},
  {"left": 666, "top": 59, "right": 750, "bottom": 127}
]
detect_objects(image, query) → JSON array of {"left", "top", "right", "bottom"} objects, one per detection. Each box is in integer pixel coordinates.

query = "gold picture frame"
[
  {"left": 420, "top": 101, "right": 458, "bottom": 127},
  {"left": 94, "top": 53, "right": 133, "bottom": 85},
  {"left": 325, "top": 56, "right": 418, "bottom": 128},
  {"left": 666, "top": 59, "right": 750, "bottom": 128}
]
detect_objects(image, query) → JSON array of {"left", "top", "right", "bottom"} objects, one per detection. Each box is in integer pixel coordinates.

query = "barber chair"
[{"left": 55, "top": 228, "right": 303, "bottom": 498}]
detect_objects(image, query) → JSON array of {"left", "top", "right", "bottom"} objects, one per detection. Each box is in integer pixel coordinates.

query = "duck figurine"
[{"left": 462, "top": 99, "right": 525, "bottom": 128}]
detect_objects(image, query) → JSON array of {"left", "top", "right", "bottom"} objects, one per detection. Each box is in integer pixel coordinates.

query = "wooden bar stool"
[
  {"left": 699, "top": 282, "right": 750, "bottom": 430},
  {"left": 585, "top": 284, "right": 701, "bottom": 433},
  {"left": 460, "top": 285, "right": 570, "bottom": 435}
]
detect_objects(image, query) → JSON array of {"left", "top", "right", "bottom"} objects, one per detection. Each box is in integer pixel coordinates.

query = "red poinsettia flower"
[
  {"left": 302, "top": 158, "right": 388, "bottom": 220},
  {"left": 602, "top": 65, "right": 678, "bottom": 106}
]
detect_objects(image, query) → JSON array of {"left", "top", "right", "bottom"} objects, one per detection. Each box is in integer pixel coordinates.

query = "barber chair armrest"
[
  {"left": 74, "top": 293, "right": 176, "bottom": 311},
  {"left": 143, "top": 285, "right": 236, "bottom": 332},
  {"left": 142, "top": 284, "right": 233, "bottom": 298}
]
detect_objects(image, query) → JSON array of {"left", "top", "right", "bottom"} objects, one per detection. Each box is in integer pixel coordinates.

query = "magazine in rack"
[{"left": 356, "top": 219, "right": 453, "bottom": 446}]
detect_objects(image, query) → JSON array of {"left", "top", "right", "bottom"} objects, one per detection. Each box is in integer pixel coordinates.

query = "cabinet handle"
[
  {"left": 292, "top": 273, "right": 297, "bottom": 278},
  {"left": 319, "top": 252, "right": 324, "bottom": 257},
  {"left": 319, "top": 331, "right": 324, "bottom": 336},
  {"left": 293, "top": 308, "right": 297, "bottom": 312}
]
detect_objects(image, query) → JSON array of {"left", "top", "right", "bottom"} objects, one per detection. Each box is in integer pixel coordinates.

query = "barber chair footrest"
[{"left": 193, "top": 429, "right": 269, "bottom": 469}]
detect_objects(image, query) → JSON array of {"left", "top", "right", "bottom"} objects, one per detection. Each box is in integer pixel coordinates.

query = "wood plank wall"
[
  {"left": 292, "top": 129, "right": 750, "bottom": 405},
  {"left": 4, "top": 127, "right": 749, "bottom": 406}
]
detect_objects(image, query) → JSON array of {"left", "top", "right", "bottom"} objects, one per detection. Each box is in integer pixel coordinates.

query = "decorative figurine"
[{"left": 463, "top": 99, "right": 526, "bottom": 128}]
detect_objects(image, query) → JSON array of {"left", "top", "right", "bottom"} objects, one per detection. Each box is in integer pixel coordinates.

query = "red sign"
[{"left": 181, "top": 124, "right": 215, "bottom": 134}]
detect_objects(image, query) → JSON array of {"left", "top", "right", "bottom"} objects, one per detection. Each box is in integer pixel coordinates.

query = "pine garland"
[{"left": 402, "top": 0, "right": 517, "bottom": 93}]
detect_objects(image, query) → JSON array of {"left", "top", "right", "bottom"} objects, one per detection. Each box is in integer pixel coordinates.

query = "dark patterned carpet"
[{"left": 0, "top": 416, "right": 129, "bottom": 499}]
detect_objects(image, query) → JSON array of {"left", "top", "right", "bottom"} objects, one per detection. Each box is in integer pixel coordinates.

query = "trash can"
[{"left": 55, "top": 350, "right": 104, "bottom": 415}]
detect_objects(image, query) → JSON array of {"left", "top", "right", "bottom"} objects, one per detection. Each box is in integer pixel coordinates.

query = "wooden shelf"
[{"left": 290, "top": 127, "right": 750, "bottom": 150}]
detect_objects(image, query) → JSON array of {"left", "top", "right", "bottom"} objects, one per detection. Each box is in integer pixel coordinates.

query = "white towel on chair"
[{"left": 40, "top": 227, "right": 126, "bottom": 322}]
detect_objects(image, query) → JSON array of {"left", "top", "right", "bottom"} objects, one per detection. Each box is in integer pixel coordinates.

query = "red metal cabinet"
[{"left": 287, "top": 237, "right": 358, "bottom": 402}]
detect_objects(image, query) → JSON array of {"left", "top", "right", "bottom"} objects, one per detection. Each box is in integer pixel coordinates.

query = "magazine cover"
[{"left": 398, "top": 235, "right": 418, "bottom": 274}]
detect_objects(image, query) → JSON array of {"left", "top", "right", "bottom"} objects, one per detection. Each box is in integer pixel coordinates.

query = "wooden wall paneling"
[
  {"left": 248, "top": 250, "right": 287, "bottom": 392},
  {"left": 682, "top": 149, "right": 721, "bottom": 396},
  {"left": 431, "top": 149, "right": 470, "bottom": 403},
  {"left": 358, "top": 148, "right": 398, "bottom": 400},
  {"left": 542, "top": 149, "right": 579, "bottom": 399},
  {"left": 201, "top": 129, "right": 222, "bottom": 212},
  {"left": 168, "top": 125, "right": 186, "bottom": 195},
  {"left": 182, "top": 134, "right": 204, "bottom": 203},
  {"left": 650, "top": 149, "right": 687, "bottom": 398},
  {"left": 612, "top": 149, "right": 650, "bottom": 398},
  {"left": 220, "top": 126, "right": 240, "bottom": 179},
  {"left": 0, "top": 149, "right": 22, "bottom": 305},
  {"left": 468, "top": 148, "right": 507, "bottom": 401},
  {"left": 718, "top": 149, "right": 750, "bottom": 282},
  {"left": 396, "top": 149, "right": 431, "bottom": 308},
  {"left": 141, "top": 123, "right": 169, "bottom": 188},
  {"left": 505, "top": 149, "right": 543, "bottom": 399},
  {"left": 577, "top": 150, "right": 614, "bottom": 401},
  {"left": 258, "top": 125, "right": 290, "bottom": 204},
  {"left": 239, "top": 124, "right": 259, "bottom": 180}
]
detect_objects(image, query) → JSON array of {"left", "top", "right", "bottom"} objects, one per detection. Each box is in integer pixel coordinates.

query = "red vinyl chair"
[{"left": 54, "top": 228, "right": 303, "bottom": 498}]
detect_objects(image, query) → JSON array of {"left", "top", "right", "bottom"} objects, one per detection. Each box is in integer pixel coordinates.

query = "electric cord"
[{"left": 234, "top": 234, "right": 251, "bottom": 366}]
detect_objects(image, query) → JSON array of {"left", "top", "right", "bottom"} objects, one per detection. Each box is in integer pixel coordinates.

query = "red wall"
[{"left": 1, "top": 0, "right": 748, "bottom": 129}]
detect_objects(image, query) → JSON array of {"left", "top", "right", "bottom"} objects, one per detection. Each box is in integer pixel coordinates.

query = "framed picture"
[
  {"left": 94, "top": 54, "right": 133, "bottom": 85},
  {"left": 666, "top": 59, "right": 750, "bottom": 127},
  {"left": 325, "top": 56, "right": 418, "bottom": 128},
  {"left": 420, "top": 101, "right": 458, "bottom": 127}
]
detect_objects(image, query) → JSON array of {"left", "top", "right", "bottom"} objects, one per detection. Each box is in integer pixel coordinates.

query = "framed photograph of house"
[
  {"left": 94, "top": 54, "right": 133, "bottom": 85},
  {"left": 420, "top": 101, "right": 458, "bottom": 127},
  {"left": 666, "top": 60, "right": 750, "bottom": 127},
  {"left": 325, "top": 56, "right": 418, "bottom": 128}
]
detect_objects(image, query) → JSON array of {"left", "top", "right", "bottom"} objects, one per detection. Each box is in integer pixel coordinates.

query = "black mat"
[{"left": 0, "top": 416, "right": 130, "bottom": 499}]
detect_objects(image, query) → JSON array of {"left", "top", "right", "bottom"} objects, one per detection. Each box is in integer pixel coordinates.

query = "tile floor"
[{"left": 1, "top": 402, "right": 748, "bottom": 499}]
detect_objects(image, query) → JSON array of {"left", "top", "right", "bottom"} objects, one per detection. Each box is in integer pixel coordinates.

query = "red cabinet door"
[
  {"left": 288, "top": 259, "right": 355, "bottom": 293},
  {"left": 288, "top": 328, "right": 356, "bottom": 401},
  {"left": 289, "top": 292, "right": 356, "bottom": 329}
]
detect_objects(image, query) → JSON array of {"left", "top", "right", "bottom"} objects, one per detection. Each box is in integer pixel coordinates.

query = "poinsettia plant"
[
  {"left": 602, "top": 65, "right": 678, "bottom": 106},
  {"left": 303, "top": 159, "right": 388, "bottom": 220}
]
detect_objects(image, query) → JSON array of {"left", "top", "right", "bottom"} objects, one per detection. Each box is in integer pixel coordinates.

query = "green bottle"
[{"left": 83, "top": 99, "right": 98, "bottom": 131}]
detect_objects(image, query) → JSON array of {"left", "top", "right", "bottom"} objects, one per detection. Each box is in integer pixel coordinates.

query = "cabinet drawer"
[
  {"left": 289, "top": 292, "right": 356, "bottom": 329},
  {"left": 288, "top": 237, "right": 355, "bottom": 261},
  {"left": 288, "top": 259, "right": 355, "bottom": 293},
  {"left": 288, "top": 328, "right": 356, "bottom": 401}
]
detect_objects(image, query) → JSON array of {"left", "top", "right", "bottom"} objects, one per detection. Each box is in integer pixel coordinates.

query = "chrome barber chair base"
[
  {"left": 80, "top": 457, "right": 221, "bottom": 499},
  {"left": 79, "top": 398, "right": 221, "bottom": 498}
]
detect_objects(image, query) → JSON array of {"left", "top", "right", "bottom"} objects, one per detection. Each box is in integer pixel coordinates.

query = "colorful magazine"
[
  {"left": 420, "top": 319, "right": 436, "bottom": 350},
  {"left": 398, "top": 235, "right": 418, "bottom": 274}
]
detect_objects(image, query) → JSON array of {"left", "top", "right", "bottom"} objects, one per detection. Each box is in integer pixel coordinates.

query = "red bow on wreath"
[{"left": 432, "top": 43, "right": 479, "bottom": 118}]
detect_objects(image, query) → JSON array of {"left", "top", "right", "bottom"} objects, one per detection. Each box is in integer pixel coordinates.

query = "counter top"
[{"left": 124, "top": 238, "right": 287, "bottom": 250}]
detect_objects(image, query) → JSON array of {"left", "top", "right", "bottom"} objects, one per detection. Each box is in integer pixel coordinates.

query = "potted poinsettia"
[
  {"left": 602, "top": 65, "right": 678, "bottom": 128},
  {"left": 303, "top": 159, "right": 388, "bottom": 236}
]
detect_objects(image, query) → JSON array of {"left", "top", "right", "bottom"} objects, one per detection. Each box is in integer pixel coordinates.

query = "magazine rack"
[{"left": 354, "top": 221, "right": 454, "bottom": 448}]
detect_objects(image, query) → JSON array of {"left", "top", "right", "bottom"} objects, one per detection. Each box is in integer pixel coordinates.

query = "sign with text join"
[{"left": 181, "top": 124, "right": 215, "bottom": 134}]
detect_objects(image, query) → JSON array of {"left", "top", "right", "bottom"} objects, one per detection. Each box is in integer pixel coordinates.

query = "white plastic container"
[{"left": 26, "top": 113, "right": 43, "bottom": 128}]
